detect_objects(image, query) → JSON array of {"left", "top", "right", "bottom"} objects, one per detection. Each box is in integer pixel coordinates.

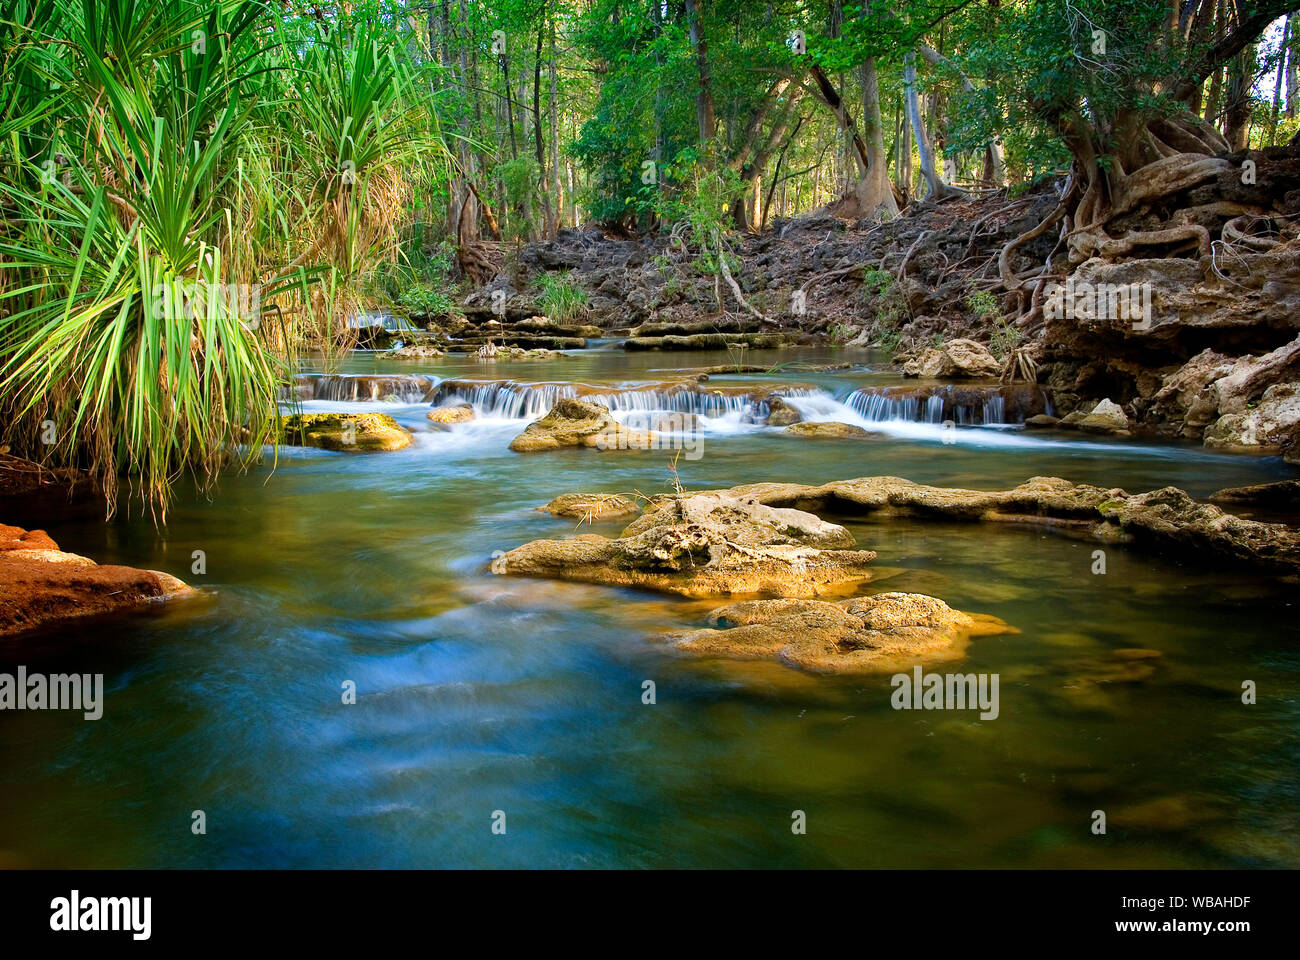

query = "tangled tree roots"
[{"left": 996, "top": 142, "right": 1300, "bottom": 332}]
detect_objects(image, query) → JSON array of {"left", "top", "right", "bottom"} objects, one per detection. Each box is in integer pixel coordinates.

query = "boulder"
[
  {"left": 508, "top": 397, "right": 656, "bottom": 453},
  {"left": 427, "top": 403, "right": 475, "bottom": 424},
  {"left": 765, "top": 396, "right": 802, "bottom": 426},
  {"left": 669, "top": 593, "right": 1014, "bottom": 674},
  {"left": 492, "top": 492, "right": 877, "bottom": 598},
  {"left": 1024, "top": 414, "right": 1061, "bottom": 428},
  {"left": 1204, "top": 382, "right": 1300, "bottom": 456},
  {"left": 901, "top": 338, "right": 1001, "bottom": 379},
  {"left": 1144, "top": 336, "right": 1300, "bottom": 456},
  {"left": 1073, "top": 398, "right": 1131, "bottom": 435},
  {"left": 0, "top": 525, "right": 192, "bottom": 637},
  {"left": 277, "top": 413, "right": 413, "bottom": 452},
  {"left": 386, "top": 343, "right": 446, "bottom": 359},
  {"left": 538, "top": 493, "right": 642, "bottom": 522},
  {"left": 686, "top": 475, "right": 1300, "bottom": 571},
  {"left": 1148, "top": 349, "right": 1235, "bottom": 437},
  {"left": 783, "top": 422, "right": 877, "bottom": 439}
]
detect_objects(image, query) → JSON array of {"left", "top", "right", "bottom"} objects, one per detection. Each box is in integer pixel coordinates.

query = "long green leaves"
[{"left": 0, "top": 0, "right": 448, "bottom": 516}]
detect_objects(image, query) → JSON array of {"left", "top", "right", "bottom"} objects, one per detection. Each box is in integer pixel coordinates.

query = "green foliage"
[
  {"left": 989, "top": 322, "right": 1024, "bottom": 360},
  {"left": 828, "top": 323, "right": 857, "bottom": 345},
  {"left": 399, "top": 285, "right": 457, "bottom": 318},
  {"left": 966, "top": 289, "right": 1001, "bottom": 322},
  {"left": 858, "top": 267, "right": 907, "bottom": 348},
  {"left": 499, "top": 155, "right": 544, "bottom": 241},
  {"left": 536, "top": 271, "right": 589, "bottom": 323},
  {"left": 0, "top": 0, "right": 449, "bottom": 513}
]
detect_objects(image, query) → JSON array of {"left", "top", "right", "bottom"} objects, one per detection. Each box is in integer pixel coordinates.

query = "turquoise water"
[{"left": 2, "top": 347, "right": 1297, "bottom": 868}]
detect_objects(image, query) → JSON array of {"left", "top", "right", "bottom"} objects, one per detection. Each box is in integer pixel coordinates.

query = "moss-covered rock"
[
  {"left": 427, "top": 403, "right": 475, "bottom": 424},
  {"left": 508, "top": 397, "right": 655, "bottom": 453},
  {"left": 538, "top": 493, "right": 642, "bottom": 521},
  {"left": 277, "top": 413, "right": 413, "bottom": 452},
  {"left": 493, "top": 492, "right": 877, "bottom": 598},
  {"left": 783, "top": 421, "right": 879, "bottom": 439},
  {"left": 670, "top": 592, "right": 1015, "bottom": 674}
]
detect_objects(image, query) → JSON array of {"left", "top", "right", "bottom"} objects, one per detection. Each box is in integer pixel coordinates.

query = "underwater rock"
[
  {"left": 0, "top": 525, "right": 192, "bottom": 637},
  {"left": 492, "top": 492, "right": 877, "bottom": 598},
  {"left": 783, "top": 422, "right": 879, "bottom": 439},
  {"left": 1209, "top": 479, "right": 1300, "bottom": 510},
  {"left": 277, "top": 413, "right": 413, "bottom": 452},
  {"left": 669, "top": 592, "right": 1014, "bottom": 674},
  {"left": 427, "top": 403, "right": 475, "bottom": 424}
]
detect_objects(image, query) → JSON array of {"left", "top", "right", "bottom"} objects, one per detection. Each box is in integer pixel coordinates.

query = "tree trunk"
[
  {"left": 1288, "top": 13, "right": 1299, "bottom": 119},
  {"left": 685, "top": 0, "right": 717, "bottom": 145},
  {"left": 916, "top": 43, "right": 1004, "bottom": 186},
  {"left": 1224, "top": 44, "right": 1256, "bottom": 151},
  {"left": 1270, "top": 18, "right": 1290, "bottom": 144},
  {"left": 533, "top": 14, "right": 552, "bottom": 239},
  {"left": 548, "top": 17, "right": 561, "bottom": 238},
  {"left": 905, "top": 52, "right": 954, "bottom": 200},
  {"left": 854, "top": 57, "right": 900, "bottom": 215}
]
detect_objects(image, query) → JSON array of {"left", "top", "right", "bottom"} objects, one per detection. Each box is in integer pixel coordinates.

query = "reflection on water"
[{"left": 2, "top": 347, "right": 1297, "bottom": 868}]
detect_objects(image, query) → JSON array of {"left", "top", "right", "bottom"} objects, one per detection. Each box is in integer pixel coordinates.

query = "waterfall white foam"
[
  {"left": 427, "top": 379, "right": 825, "bottom": 424},
  {"left": 843, "top": 385, "right": 1048, "bottom": 425}
]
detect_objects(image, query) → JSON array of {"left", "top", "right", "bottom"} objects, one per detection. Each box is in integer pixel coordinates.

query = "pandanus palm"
[{"left": 0, "top": 0, "right": 448, "bottom": 515}]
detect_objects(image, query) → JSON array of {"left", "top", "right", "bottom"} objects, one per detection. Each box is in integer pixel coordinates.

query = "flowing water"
[{"left": 3, "top": 346, "right": 1298, "bottom": 868}]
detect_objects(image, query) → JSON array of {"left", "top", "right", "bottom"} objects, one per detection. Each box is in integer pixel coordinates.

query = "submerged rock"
[
  {"left": 1209, "top": 480, "right": 1300, "bottom": 509},
  {"left": 0, "top": 525, "right": 192, "bottom": 637},
  {"left": 492, "top": 492, "right": 877, "bottom": 598},
  {"left": 623, "top": 332, "right": 798, "bottom": 351},
  {"left": 669, "top": 592, "right": 1015, "bottom": 674},
  {"left": 277, "top": 413, "right": 413, "bottom": 452},
  {"left": 427, "top": 403, "right": 475, "bottom": 424},
  {"left": 538, "top": 493, "right": 642, "bottom": 522},
  {"left": 783, "top": 422, "right": 878, "bottom": 439},
  {"left": 901, "top": 338, "right": 1001, "bottom": 379},
  {"left": 508, "top": 397, "right": 656, "bottom": 453}
]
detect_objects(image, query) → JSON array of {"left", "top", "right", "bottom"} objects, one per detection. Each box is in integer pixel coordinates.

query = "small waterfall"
[
  {"left": 433, "top": 380, "right": 576, "bottom": 419},
  {"left": 428, "top": 380, "right": 826, "bottom": 421},
  {"left": 292, "top": 374, "right": 439, "bottom": 403},
  {"left": 844, "top": 385, "right": 1050, "bottom": 425}
]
